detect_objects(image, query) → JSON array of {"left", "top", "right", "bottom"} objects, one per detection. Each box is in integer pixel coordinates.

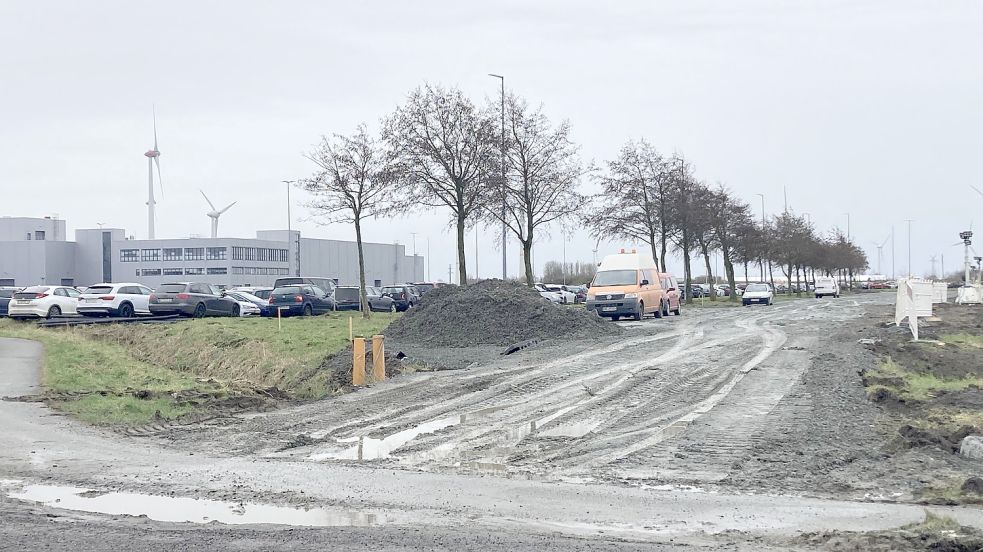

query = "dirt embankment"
[
  {"left": 858, "top": 302, "right": 983, "bottom": 504},
  {"left": 388, "top": 280, "right": 620, "bottom": 347}
]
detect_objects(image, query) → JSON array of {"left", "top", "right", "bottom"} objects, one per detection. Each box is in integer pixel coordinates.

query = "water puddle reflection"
[
  {"left": 7, "top": 484, "right": 386, "bottom": 527},
  {"left": 310, "top": 415, "right": 462, "bottom": 461}
]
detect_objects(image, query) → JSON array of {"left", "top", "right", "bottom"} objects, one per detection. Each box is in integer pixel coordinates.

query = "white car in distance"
[
  {"left": 78, "top": 283, "right": 154, "bottom": 318},
  {"left": 544, "top": 284, "right": 576, "bottom": 304},
  {"left": 8, "top": 285, "right": 80, "bottom": 319},
  {"left": 741, "top": 283, "right": 774, "bottom": 306},
  {"left": 534, "top": 283, "right": 563, "bottom": 304},
  {"left": 814, "top": 277, "right": 841, "bottom": 298}
]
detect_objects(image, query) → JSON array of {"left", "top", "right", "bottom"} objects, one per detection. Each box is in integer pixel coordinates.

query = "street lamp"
[
  {"left": 489, "top": 73, "right": 507, "bottom": 280},
  {"left": 755, "top": 193, "right": 765, "bottom": 282},
  {"left": 282, "top": 180, "right": 296, "bottom": 276},
  {"left": 843, "top": 213, "right": 851, "bottom": 240}
]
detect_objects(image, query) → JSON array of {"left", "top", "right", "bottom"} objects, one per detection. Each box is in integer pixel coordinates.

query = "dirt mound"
[{"left": 387, "top": 281, "right": 620, "bottom": 347}]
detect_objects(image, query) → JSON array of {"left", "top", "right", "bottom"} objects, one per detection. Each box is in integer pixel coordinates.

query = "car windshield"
[
  {"left": 252, "top": 289, "right": 272, "bottom": 299},
  {"left": 746, "top": 284, "right": 769, "bottom": 292},
  {"left": 158, "top": 284, "right": 187, "bottom": 293},
  {"left": 592, "top": 270, "right": 637, "bottom": 287},
  {"left": 273, "top": 286, "right": 302, "bottom": 295},
  {"left": 84, "top": 286, "right": 114, "bottom": 295},
  {"left": 381, "top": 287, "right": 402, "bottom": 294}
]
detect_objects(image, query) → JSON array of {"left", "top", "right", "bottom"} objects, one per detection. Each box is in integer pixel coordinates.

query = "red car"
[{"left": 659, "top": 272, "right": 682, "bottom": 315}]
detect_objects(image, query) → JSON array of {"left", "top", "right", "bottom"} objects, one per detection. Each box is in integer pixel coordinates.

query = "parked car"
[
  {"left": 333, "top": 286, "right": 363, "bottom": 311},
  {"left": 230, "top": 286, "right": 274, "bottom": 300},
  {"left": 268, "top": 284, "right": 335, "bottom": 316},
  {"left": 659, "top": 273, "right": 681, "bottom": 316},
  {"left": 77, "top": 283, "right": 154, "bottom": 318},
  {"left": 586, "top": 250, "right": 668, "bottom": 321},
  {"left": 564, "top": 285, "right": 588, "bottom": 303},
  {"left": 273, "top": 277, "right": 337, "bottom": 297},
  {"left": 0, "top": 287, "right": 19, "bottom": 317},
  {"left": 412, "top": 282, "right": 453, "bottom": 295},
  {"left": 534, "top": 283, "right": 563, "bottom": 304},
  {"left": 366, "top": 286, "right": 397, "bottom": 312},
  {"left": 814, "top": 277, "right": 840, "bottom": 298},
  {"left": 8, "top": 285, "right": 81, "bottom": 319},
  {"left": 149, "top": 282, "right": 240, "bottom": 317},
  {"left": 380, "top": 284, "right": 421, "bottom": 312},
  {"left": 742, "top": 283, "right": 774, "bottom": 306},
  {"left": 223, "top": 290, "right": 271, "bottom": 317},
  {"left": 543, "top": 284, "right": 576, "bottom": 304}
]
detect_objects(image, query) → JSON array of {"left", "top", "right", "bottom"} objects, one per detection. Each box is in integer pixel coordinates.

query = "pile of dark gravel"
[{"left": 387, "top": 281, "right": 620, "bottom": 347}]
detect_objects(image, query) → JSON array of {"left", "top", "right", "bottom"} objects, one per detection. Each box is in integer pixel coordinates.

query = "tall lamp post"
[
  {"left": 756, "top": 193, "right": 765, "bottom": 282},
  {"left": 489, "top": 73, "right": 507, "bottom": 280},
  {"left": 282, "top": 180, "right": 297, "bottom": 276}
]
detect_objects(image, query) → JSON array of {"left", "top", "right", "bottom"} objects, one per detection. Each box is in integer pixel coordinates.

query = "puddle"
[
  {"left": 311, "top": 415, "right": 462, "bottom": 461},
  {"left": 7, "top": 484, "right": 386, "bottom": 527}
]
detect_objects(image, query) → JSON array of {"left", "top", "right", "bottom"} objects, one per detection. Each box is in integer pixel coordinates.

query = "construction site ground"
[{"left": 3, "top": 292, "right": 983, "bottom": 550}]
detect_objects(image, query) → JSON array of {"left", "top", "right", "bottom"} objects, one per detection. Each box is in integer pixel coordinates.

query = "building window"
[
  {"left": 120, "top": 249, "right": 139, "bottom": 262},
  {"left": 278, "top": 268, "right": 289, "bottom": 275},
  {"left": 26, "top": 233, "right": 32, "bottom": 240},
  {"left": 141, "top": 249, "right": 160, "bottom": 262},
  {"left": 206, "top": 247, "right": 227, "bottom": 260},
  {"left": 141, "top": 268, "right": 162, "bottom": 276},
  {"left": 185, "top": 248, "right": 204, "bottom": 261},
  {"left": 207, "top": 267, "right": 227, "bottom": 275},
  {"left": 185, "top": 267, "right": 204, "bottom": 275},
  {"left": 0, "top": 278, "right": 14, "bottom": 286},
  {"left": 231, "top": 267, "right": 244, "bottom": 275},
  {"left": 35, "top": 231, "right": 46, "bottom": 241},
  {"left": 163, "top": 268, "right": 183, "bottom": 276},
  {"left": 162, "top": 248, "right": 182, "bottom": 261},
  {"left": 60, "top": 278, "right": 73, "bottom": 286}
]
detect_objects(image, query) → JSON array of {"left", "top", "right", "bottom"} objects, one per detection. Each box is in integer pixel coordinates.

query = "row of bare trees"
[
  {"left": 588, "top": 139, "right": 868, "bottom": 302},
  {"left": 298, "top": 83, "right": 869, "bottom": 316}
]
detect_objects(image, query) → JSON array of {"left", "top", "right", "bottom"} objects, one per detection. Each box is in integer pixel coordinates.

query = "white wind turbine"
[
  {"left": 200, "top": 190, "right": 236, "bottom": 238},
  {"left": 144, "top": 109, "right": 163, "bottom": 239}
]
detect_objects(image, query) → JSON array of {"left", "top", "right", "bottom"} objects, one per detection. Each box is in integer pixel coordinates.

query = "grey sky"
[{"left": 2, "top": 1, "right": 981, "bottom": 280}]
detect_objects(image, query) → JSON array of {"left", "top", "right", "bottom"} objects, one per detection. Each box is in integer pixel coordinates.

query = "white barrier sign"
[
  {"left": 894, "top": 279, "right": 923, "bottom": 340},
  {"left": 933, "top": 282, "right": 948, "bottom": 304}
]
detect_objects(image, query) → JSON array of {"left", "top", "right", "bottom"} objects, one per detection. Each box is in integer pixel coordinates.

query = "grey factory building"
[{"left": 0, "top": 217, "right": 424, "bottom": 289}]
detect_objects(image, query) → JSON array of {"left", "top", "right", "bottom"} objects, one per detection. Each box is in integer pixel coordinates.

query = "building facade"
[{"left": 0, "top": 217, "right": 424, "bottom": 289}]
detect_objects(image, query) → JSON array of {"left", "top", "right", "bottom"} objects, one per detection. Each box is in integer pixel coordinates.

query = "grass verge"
[
  {"left": 0, "top": 312, "right": 397, "bottom": 426},
  {"left": 865, "top": 357, "right": 983, "bottom": 402}
]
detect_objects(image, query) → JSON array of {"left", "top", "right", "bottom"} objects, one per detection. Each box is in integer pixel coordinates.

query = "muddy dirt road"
[{"left": 3, "top": 294, "right": 983, "bottom": 550}]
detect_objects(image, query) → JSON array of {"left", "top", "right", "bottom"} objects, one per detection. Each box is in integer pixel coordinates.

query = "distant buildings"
[{"left": 0, "top": 217, "right": 423, "bottom": 288}]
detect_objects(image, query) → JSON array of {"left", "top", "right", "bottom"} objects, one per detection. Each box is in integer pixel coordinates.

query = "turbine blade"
[
  {"left": 153, "top": 105, "right": 159, "bottom": 151},
  {"left": 154, "top": 157, "right": 163, "bottom": 197},
  {"left": 972, "top": 184, "right": 983, "bottom": 198},
  {"left": 200, "top": 190, "right": 216, "bottom": 210},
  {"left": 218, "top": 201, "right": 237, "bottom": 214}
]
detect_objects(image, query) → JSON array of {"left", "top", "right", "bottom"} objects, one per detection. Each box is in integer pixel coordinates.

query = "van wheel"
[
  {"left": 662, "top": 301, "right": 670, "bottom": 317},
  {"left": 633, "top": 302, "right": 643, "bottom": 321},
  {"left": 654, "top": 302, "right": 663, "bottom": 319}
]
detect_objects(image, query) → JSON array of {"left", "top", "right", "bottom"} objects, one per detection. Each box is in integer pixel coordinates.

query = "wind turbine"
[
  {"left": 200, "top": 190, "right": 236, "bottom": 238},
  {"left": 144, "top": 108, "right": 163, "bottom": 239},
  {"left": 872, "top": 234, "right": 890, "bottom": 275}
]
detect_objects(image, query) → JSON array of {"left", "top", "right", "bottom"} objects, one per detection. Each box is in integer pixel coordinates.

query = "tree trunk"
[
  {"left": 702, "top": 247, "right": 715, "bottom": 301},
  {"left": 683, "top": 248, "right": 693, "bottom": 305},
  {"left": 456, "top": 215, "right": 468, "bottom": 286},
  {"left": 354, "top": 218, "right": 371, "bottom": 319},
  {"left": 522, "top": 239, "right": 534, "bottom": 285},
  {"left": 744, "top": 261, "right": 749, "bottom": 284},
  {"left": 768, "top": 260, "right": 775, "bottom": 292},
  {"left": 795, "top": 264, "right": 802, "bottom": 297},
  {"left": 649, "top": 230, "right": 659, "bottom": 270},
  {"left": 660, "top": 228, "right": 669, "bottom": 273},
  {"left": 724, "top": 251, "right": 737, "bottom": 302}
]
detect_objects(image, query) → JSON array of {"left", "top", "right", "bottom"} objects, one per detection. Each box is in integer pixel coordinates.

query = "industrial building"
[{"left": 0, "top": 217, "right": 423, "bottom": 289}]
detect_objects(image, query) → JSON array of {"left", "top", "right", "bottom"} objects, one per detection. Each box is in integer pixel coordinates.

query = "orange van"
[{"left": 586, "top": 250, "right": 668, "bottom": 320}]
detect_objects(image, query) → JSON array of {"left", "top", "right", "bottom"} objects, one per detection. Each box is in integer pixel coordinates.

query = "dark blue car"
[{"left": 267, "top": 285, "right": 335, "bottom": 316}]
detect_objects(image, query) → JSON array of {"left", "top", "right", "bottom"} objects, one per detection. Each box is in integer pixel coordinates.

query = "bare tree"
[
  {"left": 484, "top": 94, "right": 584, "bottom": 285},
  {"left": 383, "top": 84, "right": 495, "bottom": 286},
  {"left": 665, "top": 158, "right": 700, "bottom": 303},
  {"left": 709, "top": 185, "right": 755, "bottom": 301},
  {"left": 589, "top": 140, "right": 676, "bottom": 271},
  {"left": 300, "top": 124, "right": 395, "bottom": 317}
]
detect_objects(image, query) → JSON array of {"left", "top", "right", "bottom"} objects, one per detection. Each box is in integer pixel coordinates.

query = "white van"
[{"left": 814, "top": 277, "right": 840, "bottom": 298}]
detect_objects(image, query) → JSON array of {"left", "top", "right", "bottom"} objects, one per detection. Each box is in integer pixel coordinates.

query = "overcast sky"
[{"left": 2, "top": 1, "right": 981, "bottom": 281}]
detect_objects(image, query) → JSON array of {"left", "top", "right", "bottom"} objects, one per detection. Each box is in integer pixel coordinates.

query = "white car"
[
  {"left": 534, "top": 283, "right": 563, "bottom": 304},
  {"left": 544, "top": 284, "right": 576, "bottom": 304},
  {"left": 741, "top": 283, "right": 774, "bottom": 306},
  {"left": 77, "top": 282, "right": 154, "bottom": 317},
  {"left": 235, "top": 299, "right": 261, "bottom": 317},
  {"left": 8, "top": 285, "right": 80, "bottom": 319},
  {"left": 814, "top": 277, "right": 840, "bottom": 298}
]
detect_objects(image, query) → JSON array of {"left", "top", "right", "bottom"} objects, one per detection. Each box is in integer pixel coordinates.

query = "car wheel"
[
  {"left": 389, "top": 302, "right": 397, "bottom": 313},
  {"left": 673, "top": 305, "right": 681, "bottom": 316},
  {"left": 231, "top": 304, "right": 240, "bottom": 317},
  {"left": 303, "top": 303, "right": 313, "bottom": 317},
  {"left": 815, "top": 294, "right": 820, "bottom": 299},
  {"left": 118, "top": 303, "right": 134, "bottom": 318},
  {"left": 611, "top": 315, "right": 620, "bottom": 321},
  {"left": 193, "top": 303, "right": 206, "bottom": 318},
  {"left": 662, "top": 301, "right": 669, "bottom": 317},
  {"left": 46, "top": 305, "right": 61, "bottom": 319}
]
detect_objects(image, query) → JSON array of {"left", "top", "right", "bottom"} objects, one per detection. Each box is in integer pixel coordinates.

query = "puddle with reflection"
[
  {"left": 310, "top": 415, "right": 462, "bottom": 461},
  {"left": 7, "top": 484, "right": 386, "bottom": 527}
]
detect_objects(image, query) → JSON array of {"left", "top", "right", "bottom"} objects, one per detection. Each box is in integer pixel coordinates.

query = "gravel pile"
[{"left": 387, "top": 281, "right": 620, "bottom": 347}]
